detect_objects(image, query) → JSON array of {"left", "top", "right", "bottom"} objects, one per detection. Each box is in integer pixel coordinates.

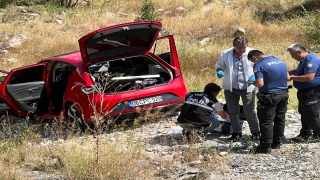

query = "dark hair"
[
  {"left": 248, "top": 49, "right": 264, "bottom": 60},
  {"left": 233, "top": 36, "right": 248, "bottom": 45},
  {"left": 204, "top": 83, "right": 221, "bottom": 94}
]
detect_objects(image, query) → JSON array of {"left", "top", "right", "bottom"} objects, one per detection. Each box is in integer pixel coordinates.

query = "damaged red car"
[{"left": 0, "top": 21, "right": 188, "bottom": 130}]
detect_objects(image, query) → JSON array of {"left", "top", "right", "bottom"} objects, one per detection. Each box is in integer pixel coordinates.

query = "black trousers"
[
  {"left": 297, "top": 87, "right": 320, "bottom": 137},
  {"left": 257, "top": 92, "right": 288, "bottom": 147}
]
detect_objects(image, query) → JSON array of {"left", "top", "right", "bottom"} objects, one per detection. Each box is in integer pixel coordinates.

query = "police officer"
[
  {"left": 287, "top": 44, "right": 320, "bottom": 142},
  {"left": 247, "top": 50, "right": 289, "bottom": 154},
  {"left": 177, "top": 83, "right": 229, "bottom": 140}
]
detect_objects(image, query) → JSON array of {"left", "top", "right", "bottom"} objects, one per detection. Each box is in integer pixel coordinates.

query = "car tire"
[{"left": 66, "top": 104, "right": 85, "bottom": 132}]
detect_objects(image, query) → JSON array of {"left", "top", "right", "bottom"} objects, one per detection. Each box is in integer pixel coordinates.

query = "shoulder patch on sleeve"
[{"left": 308, "top": 63, "right": 313, "bottom": 68}]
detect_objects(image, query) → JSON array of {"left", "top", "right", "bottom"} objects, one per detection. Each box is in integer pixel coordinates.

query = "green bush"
[
  {"left": 0, "top": 0, "right": 14, "bottom": 8},
  {"left": 302, "top": 5, "right": 320, "bottom": 52},
  {"left": 135, "top": 0, "right": 161, "bottom": 22}
]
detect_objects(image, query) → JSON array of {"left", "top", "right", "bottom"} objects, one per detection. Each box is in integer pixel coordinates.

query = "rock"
[
  {"left": 106, "top": 12, "right": 115, "bottom": 18},
  {"left": 157, "top": 9, "right": 165, "bottom": 13},
  {"left": 175, "top": 7, "right": 187, "bottom": 12},
  {"left": 202, "top": 3, "right": 214, "bottom": 13},
  {"left": 233, "top": 27, "right": 246, "bottom": 37},
  {"left": 164, "top": 11, "right": 173, "bottom": 15},
  {"left": 8, "top": 34, "right": 28, "bottom": 48},
  {"left": 199, "top": 37, "right": 210, "bottom": 46},
  {"left": 119, "top": 12, "right": 129, "bottom": 17},
  {"left": 219, "top": 152, "right": 228, "bottom": 156}
]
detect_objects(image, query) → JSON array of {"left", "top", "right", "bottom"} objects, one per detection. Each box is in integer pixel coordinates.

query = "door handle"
[{"left": 29, "top": 88, "right": 38, "bottom": 93}]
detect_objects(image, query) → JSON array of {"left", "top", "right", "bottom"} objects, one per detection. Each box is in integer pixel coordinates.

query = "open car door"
[
  {"left": 153, "top": 35, "right": 183, "bottom": 77},
  {"left": 0, "top": 64, "right": 48, "bottom": 116}
]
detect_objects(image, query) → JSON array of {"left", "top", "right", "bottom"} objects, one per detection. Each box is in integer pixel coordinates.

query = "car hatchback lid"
[{"left": 78, "top": 21, "right": 162, "bottom": 67}]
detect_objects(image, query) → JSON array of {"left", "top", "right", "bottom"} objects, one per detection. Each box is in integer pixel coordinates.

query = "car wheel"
[{"left": 66, "top": 104, "right": 85, "bottom": 132}]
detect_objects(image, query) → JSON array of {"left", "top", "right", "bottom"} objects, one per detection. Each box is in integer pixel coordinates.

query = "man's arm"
[
  {"left": 215, "top": 52, "right": 226, "bottom": 72},
  {"left": 216, "top": 110, "right": 229, "bottom": 120},
  {"left": 212, "top": 102, "right": 229, "bottom": 119},
  {"left": 253, "top": 77, "right": 264, "bottom": 88},
  {"left": 289, "top": 73, "right": 315, "bottom": 82}
]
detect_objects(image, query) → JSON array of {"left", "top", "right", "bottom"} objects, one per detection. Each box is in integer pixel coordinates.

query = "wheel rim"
[{"left": 67, "top": 105, "right": 84, "bottom": 131}]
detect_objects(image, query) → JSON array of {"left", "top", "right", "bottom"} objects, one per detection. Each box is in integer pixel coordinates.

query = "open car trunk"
[{"left": 88, "top": 55, "right": 172, "bottom": 93}]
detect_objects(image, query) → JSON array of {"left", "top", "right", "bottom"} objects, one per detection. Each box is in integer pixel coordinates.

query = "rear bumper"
[{"left": 82, "top": 102, "right": 181, "bottom": 122}]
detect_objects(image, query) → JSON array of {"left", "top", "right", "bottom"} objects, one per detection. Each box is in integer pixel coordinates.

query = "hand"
[
  {"left": 217, "top": 70, "right": 224, "bottom": 78},
  {"left": 248, "top": 75, "right": 255, "bottom": 83},
  {"left": 288, "top": 70, "right": 295, "bottom": 75}
]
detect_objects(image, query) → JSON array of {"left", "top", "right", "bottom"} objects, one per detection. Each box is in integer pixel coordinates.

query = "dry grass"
[
  {"left": 0, "top": 0, "right": 318, "bottom": 178},
  {"left": 0, "top": 116, "right": 230, "bottom": 179},
  {"left": 0, "top": 131, "right": 145, "bottom": 179}
]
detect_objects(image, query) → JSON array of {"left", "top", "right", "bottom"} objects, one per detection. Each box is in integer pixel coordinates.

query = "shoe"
[
  {"left": 271, "top": 143, "right": 281, "bottom": 149},
  {"left": 251, "top": 133, "right": 261, "bottom": 141},
  {"left": 229, "top": 133, "right": 242, "bottom": 141},
  {"left": 254, "top": 146, "right": 271, "bottom": 154},
  {"left": 291, "top": 135, "right": 311, "bottom": 143}
]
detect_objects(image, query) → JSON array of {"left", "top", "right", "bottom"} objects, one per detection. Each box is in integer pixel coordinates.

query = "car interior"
[
  {"left": 89, "top": 55, "right": 172, "bottom": 93},
  {"left": 52, "top": 62, "right": 76, "bottom": 113},
  {"left": 5, "top": 65, "right": 48, "bottom": 113}
]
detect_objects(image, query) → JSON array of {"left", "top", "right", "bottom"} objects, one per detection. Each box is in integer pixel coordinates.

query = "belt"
[
  {"left": 299, "top": 85, "right": 320, "bottom": 92},
  {"left": 259, "top": 89, "right": 288, "bottom": 97}
]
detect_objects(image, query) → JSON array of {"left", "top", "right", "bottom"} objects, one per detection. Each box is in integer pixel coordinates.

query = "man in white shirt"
[{"left": 215, "top": 36, "right": 260, "bottom": 141}]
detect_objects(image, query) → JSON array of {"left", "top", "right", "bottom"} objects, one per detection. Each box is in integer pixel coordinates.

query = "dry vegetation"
[{"left": 0, "top": 0, "right": 319, "bottom": 179}]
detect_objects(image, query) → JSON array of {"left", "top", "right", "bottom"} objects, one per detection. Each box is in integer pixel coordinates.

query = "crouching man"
[{"left": 177, "top": 83, "right": 229, "bottom": 140}]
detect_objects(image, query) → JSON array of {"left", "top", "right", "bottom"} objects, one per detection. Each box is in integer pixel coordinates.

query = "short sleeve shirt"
[
  {"left": 253, "top": 56, "right": 288, "bottom": 93},
  {"left": 294, "top": 53, "right": 320, "bottom": 89},
  {"left": 177, "top": 92, "right": 222, "bottom": 127}
]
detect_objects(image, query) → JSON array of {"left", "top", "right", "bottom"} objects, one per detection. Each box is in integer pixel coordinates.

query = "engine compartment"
[{"left": 88, "top": 55, "right": 172, "bottom": 93}]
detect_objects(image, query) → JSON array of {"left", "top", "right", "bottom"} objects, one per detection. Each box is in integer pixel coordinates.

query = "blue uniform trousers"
[{"left": 257, "top": 90, "right": 288, "bottom": 147}]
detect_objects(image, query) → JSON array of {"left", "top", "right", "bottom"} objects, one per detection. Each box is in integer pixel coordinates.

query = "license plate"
[{"left": 128, "top": 96, "right": 163, "bottom": 107}]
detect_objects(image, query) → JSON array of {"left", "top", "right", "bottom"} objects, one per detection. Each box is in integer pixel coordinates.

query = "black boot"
[{"left": 254, "top": 141, "right": 271, "bottom": 154}]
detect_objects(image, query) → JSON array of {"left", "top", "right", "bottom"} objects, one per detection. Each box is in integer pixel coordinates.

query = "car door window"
[
  {"left": 152, "top": 37, "right": 172, "bottom": 65},
  {"left": 10, "top": 65, "right": 44, "bottom": 84},
  {"left": 4, "top": 64, "right": 48, "bottom": 113}
]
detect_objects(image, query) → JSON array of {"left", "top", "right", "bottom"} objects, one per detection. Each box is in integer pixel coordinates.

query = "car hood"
[{"left": 78, "top": 21, "right": 162, "bottom": 67}]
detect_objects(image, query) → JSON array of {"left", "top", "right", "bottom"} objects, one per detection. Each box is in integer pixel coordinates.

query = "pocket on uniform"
[
  {"left": 305, "top": 89, "right": 315, "bottom": 98},
  {"left": 305, "top": 98, "right": 320, "bottom": 106}
]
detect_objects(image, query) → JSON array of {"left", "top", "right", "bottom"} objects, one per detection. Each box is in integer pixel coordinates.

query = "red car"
[{"left": 0, "top": 21, "right": 188, "bottom": 130}]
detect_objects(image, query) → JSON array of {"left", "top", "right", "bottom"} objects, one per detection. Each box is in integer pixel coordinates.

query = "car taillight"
[{"left": 81, "top": 86, "right": 97, "bottom": 94}]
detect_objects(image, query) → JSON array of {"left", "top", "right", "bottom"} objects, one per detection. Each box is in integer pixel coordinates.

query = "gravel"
[
  {"left": 126, "top": 111, "right": 320, "bottom": 179},
  {"left": 4, "top": 110, "right": 320, "bottom": 179}
]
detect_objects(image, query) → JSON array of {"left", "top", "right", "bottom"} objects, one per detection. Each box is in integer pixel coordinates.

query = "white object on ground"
[{"left": 167, "top": 125, "right": 183, "bottom": 134}]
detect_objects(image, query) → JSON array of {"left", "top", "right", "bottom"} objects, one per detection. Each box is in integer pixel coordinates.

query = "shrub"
[
  {"left": 0, "top": 0, "right": 9, "bottom": 8},
  {"left": 302, "top": 5, "right": 320, "bottom": 52},
  {"left": 135, "top": 0, "right": 161, "bottom": 22}
]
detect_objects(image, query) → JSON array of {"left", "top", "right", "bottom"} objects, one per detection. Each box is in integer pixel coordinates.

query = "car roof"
[{"left": 39, "top": 51, "right": 83, "bottom": 65}]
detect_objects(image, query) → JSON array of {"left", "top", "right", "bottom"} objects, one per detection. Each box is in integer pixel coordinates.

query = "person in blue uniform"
[
  {"left": 287, "top": 44, "right": 320, "bottom": 142},
  {"left": 247, "top": 50, "right": 289, "bottom": 154},
  {"left": 177, "top": 83, "right": 229, "bottom": 139}
]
